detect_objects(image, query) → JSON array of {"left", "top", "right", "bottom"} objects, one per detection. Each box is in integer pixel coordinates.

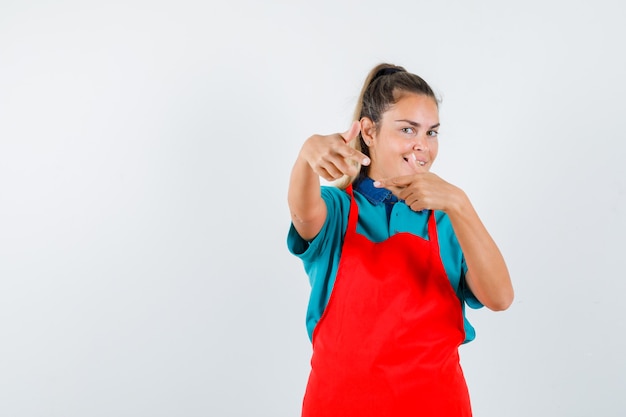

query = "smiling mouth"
[{"left": 403, "top": 156, "right": 426, "bottom": 166}]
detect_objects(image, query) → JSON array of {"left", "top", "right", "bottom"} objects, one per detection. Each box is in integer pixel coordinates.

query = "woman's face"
[{"left": 362, "top": 93, "right": 440, "bottom": 181}]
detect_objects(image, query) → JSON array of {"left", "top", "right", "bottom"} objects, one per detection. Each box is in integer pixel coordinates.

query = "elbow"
[
  {"left": 486, "top": 289, "right": 514, "bottom": 312},
  {"left": 488, "top": 300, "right": 513, "bottom": 312},
  {"left": 467, "top": 268, "right": 514, "bottom": 311}
]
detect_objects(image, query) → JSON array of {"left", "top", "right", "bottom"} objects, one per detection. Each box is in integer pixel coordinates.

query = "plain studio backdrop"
[{"left": 1, "top": 0, "right": 625, "bottom": 416}]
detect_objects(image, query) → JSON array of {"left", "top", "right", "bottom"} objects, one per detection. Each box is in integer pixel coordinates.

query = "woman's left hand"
[
  {"left": 374, "top": 173, "right": 464, "bottom": 214},
  {"left": 376, "top": 172, "right": 514, "bottom": 311}
]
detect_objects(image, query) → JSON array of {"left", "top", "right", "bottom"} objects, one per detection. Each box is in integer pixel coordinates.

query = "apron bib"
[{"left": 302, "top": 186, "right": 471, "bottom": 417}]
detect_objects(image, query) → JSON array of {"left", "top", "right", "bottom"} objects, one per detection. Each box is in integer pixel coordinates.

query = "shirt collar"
[{"left": 354, "top": 177, "right": 399, "bottom": 205}]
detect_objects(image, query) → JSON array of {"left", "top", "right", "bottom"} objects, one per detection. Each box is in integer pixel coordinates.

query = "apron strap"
[
  {"left": 427, "top": 210, "right": 440, "bottom": 250},
  {"left": 345, "top": 185, "right": 359, "bottom": 233}
]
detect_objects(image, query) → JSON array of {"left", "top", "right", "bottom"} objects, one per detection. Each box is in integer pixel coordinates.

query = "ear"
[{"left": 360, "top": 117, "right": 376, "bottom": 146}]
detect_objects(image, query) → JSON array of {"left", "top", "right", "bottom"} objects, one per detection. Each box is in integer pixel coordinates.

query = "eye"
[
  {"left": 427, "top": 130, "right": 439, "bottom": 137},
  {"left": 401, "top": 127, "right": 415, "bottom": 135}
]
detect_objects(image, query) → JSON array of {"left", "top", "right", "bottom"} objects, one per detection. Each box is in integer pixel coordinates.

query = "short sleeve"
[{"left": 460, "top": 256, "right": 483, "bottom": 310}]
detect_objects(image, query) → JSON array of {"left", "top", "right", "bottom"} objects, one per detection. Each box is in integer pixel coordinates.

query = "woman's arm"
[
  {"left": 288, "top": 122, "right": 369, "bottom": 241},
  {"left": 444, "top": 191, "right": 514, "bottom": 311},
  {"left": 374, "top": 172, "right": 514, "bottom": 311}
]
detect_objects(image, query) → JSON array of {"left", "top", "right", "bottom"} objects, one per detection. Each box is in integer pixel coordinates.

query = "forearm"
[
  {"left": 446, "top": 191, "right": 514, "bottom": 311},
  {"left": 288, "top": 155, "right": 326, "bottom": 241}
]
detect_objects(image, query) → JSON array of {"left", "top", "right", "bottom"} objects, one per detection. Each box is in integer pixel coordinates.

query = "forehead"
[{"left": 383, "top": 93, "right": 439, "bottom": 123}]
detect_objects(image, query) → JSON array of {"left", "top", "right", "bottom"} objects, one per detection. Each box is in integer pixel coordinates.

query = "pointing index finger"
[{"left": 374, "top": 176, "right": 412, "bottom": 189}]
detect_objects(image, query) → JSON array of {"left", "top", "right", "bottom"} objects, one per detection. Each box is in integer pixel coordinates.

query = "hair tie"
[{"left": 377, "top": 67, "right": 402, "bottom": 77}]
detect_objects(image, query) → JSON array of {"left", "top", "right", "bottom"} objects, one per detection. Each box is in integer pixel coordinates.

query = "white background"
[{"left": 1, "top": 1, "right": 625, "bottom": 416}]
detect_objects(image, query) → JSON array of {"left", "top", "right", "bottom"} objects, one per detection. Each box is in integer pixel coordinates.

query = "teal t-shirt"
[{"left": 287, "top": 179, "right": 483, "bottom": 344}]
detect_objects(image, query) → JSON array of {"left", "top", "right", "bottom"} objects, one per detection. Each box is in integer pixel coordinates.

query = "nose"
[{"left": 412, "top": 134, "right": 428, "bottom": 151}]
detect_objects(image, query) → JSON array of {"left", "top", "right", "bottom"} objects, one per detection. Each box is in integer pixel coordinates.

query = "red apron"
[{"left": 302, "top": 186, "right": 471, "bottom": 417}]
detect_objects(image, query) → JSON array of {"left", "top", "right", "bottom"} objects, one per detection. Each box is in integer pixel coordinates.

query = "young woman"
[{"left": 287, "top": 63, "right": 514, "bottom": 416}]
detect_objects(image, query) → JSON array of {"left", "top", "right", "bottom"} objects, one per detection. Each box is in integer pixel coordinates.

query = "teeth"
[{"left": 407, "top": 155, "right": 426, "bottom": 166}]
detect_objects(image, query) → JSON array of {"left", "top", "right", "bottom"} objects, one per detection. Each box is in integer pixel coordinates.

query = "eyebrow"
[{"left": 395, "top": 119, "right": 440, "bottom": 129}]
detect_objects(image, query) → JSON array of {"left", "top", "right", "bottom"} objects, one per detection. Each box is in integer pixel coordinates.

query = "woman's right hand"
[
  {"left": 300, "top": 121, "right": 370, "bottom": 181},
  {"left": 288, "top": 121, "right": 370, "bottom": 240}
]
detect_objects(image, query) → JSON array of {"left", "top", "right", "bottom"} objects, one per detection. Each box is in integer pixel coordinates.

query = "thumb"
[{"left": 340, "top": 120, "right": 361, "bottom": 144}]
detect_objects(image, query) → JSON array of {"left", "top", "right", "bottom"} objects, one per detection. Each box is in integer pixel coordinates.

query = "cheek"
[
  {"left": 429, "top": 141, "right": 439, "bottom": 158},
  {"left": 392, "top": 138, "right": 413, "bottom": 153},
  {"left": 379, "top": 137, "right": 406, "bottom": 156}
]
